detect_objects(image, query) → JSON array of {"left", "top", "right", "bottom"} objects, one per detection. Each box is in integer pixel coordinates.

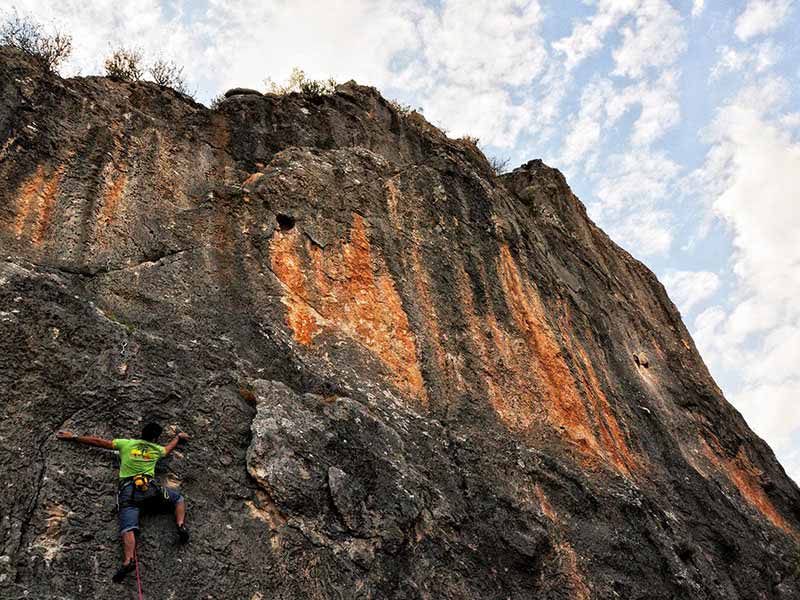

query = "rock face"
[{"left": 1, "top": 45, "right": 798, "bottom": 599}]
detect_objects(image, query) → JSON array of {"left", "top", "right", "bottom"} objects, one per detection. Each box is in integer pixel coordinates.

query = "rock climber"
[{"left": 56, "top": 422, "right": 190, "bottom": 583}]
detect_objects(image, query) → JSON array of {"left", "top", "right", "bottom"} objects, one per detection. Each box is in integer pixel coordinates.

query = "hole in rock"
[
  {"left": 276, "top": 213, "right": 295, "bottom": 231},
  {"left": 674, "top": 543, "right": 695, "bottom": 564}
]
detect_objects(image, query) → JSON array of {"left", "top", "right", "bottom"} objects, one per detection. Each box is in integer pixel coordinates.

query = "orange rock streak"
[
  {"left": 269, "top": 215, "right": 426, "bottom": 402},
  {"left": 559, "top": 308, "right": 636, "bottom": 474},
  {"left": 701, "top": 438, "right": 794, "bottom": 535},
  {"left": 496, "top": 245, "right": 634, "bottom": 474},
  {"left": 533, "top": 485, "right": 592, "bottom": 600},
  {"left": 13, "top": 164, "right": 65, "bottom": 244},
  {"left": 268, "top": 230, "right": 322, "bottom": 346},
  {"left": 96, "top": 171, "right": 128, "bottom": 244}
]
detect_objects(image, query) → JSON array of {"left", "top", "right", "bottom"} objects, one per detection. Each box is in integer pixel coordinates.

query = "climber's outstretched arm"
[
  {"left": 162, "top": 432, "right": 190, "bottom": 456},
  {"left": 56, "top": 431, "right": 114, "bottom": 449}
]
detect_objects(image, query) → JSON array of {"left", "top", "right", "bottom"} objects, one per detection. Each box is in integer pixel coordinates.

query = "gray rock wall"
[{"left": 1, "top": 46, "right": 798, "bottom": 599}]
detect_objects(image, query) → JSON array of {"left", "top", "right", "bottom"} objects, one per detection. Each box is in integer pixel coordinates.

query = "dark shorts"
[{"left": 117, "top": 479, "right": 184, "bottom": 535}]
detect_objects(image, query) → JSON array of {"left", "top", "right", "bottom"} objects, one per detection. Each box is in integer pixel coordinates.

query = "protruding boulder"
[{"left": 224, "top": 87, "right": 263, "bottom": 98}]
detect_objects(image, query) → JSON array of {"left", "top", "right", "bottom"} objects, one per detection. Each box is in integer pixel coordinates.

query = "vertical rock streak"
[
  {"left": 269, "top": 214, "right": 426, "bottom": 402},
  {"left": 13, "top": 164, "right": 65, "bottom": 245},
  {"left": 96, "top": 169, "right": 128, "bottom": 246},
  {"left": 700, "top": 438, "right": 794, "bottom": 535},
  {"left": 497, "top": 244, "right": 634, "bottom": 474}
]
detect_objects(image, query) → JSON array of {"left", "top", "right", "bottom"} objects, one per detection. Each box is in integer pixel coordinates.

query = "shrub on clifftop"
[
  {"left": 0, "top": 11, "right": 72, "bottom": 73},
  {"left": 149, "top": 58, "right": 189, "bottom": 94},
  {"left": 265, "top": 66, "right": 337, "bottom": 97},
  {"left": 104, "top": 47, "right": 144, "bottom": 81}
]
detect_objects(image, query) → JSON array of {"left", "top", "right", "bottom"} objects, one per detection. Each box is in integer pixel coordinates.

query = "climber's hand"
[
  {"left": 177, "top": 432, "right": 191, "bottom": 441},
  {"left": 56, "top": 431, "right": 75, "bottom": 440}
]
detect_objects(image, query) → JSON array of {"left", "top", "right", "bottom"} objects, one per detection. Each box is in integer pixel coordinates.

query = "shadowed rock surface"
[{"left": 1, "top": 46, "right": 799, "bottom": 599}]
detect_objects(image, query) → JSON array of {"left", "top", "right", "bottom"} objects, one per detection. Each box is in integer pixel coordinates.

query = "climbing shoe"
[
  {"left": 112, "top": 561, "right": 135, "bottom": 583},
  {"left": 177, "top": 523, "right": 190, "bottom": 544}
]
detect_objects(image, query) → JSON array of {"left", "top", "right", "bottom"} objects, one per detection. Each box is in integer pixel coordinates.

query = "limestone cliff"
[{"left": 1, "top": 46, "right": 798, "bottom": 599}]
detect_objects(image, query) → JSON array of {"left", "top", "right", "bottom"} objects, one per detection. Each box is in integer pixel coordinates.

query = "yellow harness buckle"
[{"left": 133, "top": 474, "right": 149, "bottom": 492}]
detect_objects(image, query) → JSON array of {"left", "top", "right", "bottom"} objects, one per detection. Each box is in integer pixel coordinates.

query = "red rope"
[{"left": 134, "top": 545, "right": 143, "bottom": 600}]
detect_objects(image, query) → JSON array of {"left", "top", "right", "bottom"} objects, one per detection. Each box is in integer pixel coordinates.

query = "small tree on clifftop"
[
  {"left": 149, "top": 58, "right": 189, "bottom": 94},
  {"left": 489, "top": 156, "right": 510, "bottom": 175},
  {"left": 265, "top": 67, "right": 337, "bottom": 97},
  {"left": 0, "top": 11, "right": 72, "bottom": 73},
  {"left": 104, "top": 47, "right": 144, "bottom": 81}
]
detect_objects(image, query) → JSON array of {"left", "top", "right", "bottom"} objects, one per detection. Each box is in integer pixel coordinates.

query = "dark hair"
[{"left": 141, "top": 422, "right": 163, "bottom": 442}]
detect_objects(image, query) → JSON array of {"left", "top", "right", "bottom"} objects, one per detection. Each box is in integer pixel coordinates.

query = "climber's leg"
[
  {"left": 113, "top": 482, "right": 140, "bottom": 582},
  {"left": 175, "top": 497, "right": 185, "bottom": 527},
  {"left": 175, "top": 499, "right": 189, "bottom": 543},
  {"left": 158, "top": 485, "right": 189, "bottom": 543},
  {"left": 113, "top": 506, "right": 139, "bottom": 582},
  {"left": 121, "top": 529, "right": 136, "bottom": 563}
]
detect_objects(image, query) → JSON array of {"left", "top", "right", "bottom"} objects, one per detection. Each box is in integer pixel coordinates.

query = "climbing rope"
[{"left": 134, "top": 545, "right": 143, "bottom": 600}]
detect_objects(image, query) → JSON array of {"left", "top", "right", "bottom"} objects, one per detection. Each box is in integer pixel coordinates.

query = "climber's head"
[{"left": 141, "top": 422, "right": 163, "bottom": 442}]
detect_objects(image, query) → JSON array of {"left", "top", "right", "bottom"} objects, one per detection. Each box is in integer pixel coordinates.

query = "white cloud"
[
  {"left": 420, "top": 85, "right": 534, "bottom": 148},
  {"left": 400, "top": 0, "right": 554, "bottom": 147},
  {"left": 552, "top": 0, "right": 636, "bottom": 70},
  {"left": 735, "top": 381, "right": 800, "bottom": 440},
  {"left": 5, "top": 0, "right": 198, "bottom": 78},
  {"left": 662, "top": 270, "right": 721, "bottom": 314},
  {"left": 735, "top": 0, "right": 794, "bottom": 41},
  {"left": 694, "top": 306, "right": 727, "bottom": 346},
  {"left": 413, "top": 0, "right": 547, "bottom": 90},
  {"left": 611, "top": 0, "right": 687, "bottom": 78},
  {"left": 589, "top": 150, "right": 682, "bottom": 255},
  {"left": 692, "top": 0, "right": 706, "bottom": 17},
  {"left": 604, "top": 209, "right": 674, "bottom": 255},
  {"left": 7, "top": 0, "right": 426, "bottom": 100},
  {"left": 626, "top": 69, "right": 681, "bottom": 146},
  {"left": 782, "top": 112, "right": 800, "bottom": 130},
  {"left": 198, "top": 0, "right": 424, "bottom": 95},
  {"left": 691, "top": 75, "right": 800, "bottom": 481},
  {"left": 733, "top": 379, "right": 800, "bottom": 480},
  {"left": 711, "top": 41, "right": 782, "bottom": 79},
  {"left": 556, "top": 0, "right": 686, "bottom": 198},
  {"left": 560, "top": 78, "right": 616, "bottom": 166},
  {"left": 553, "top": 0, "right": 686, "bottom": 78},
  {"left": 560, "top": 70, "right": 681, "bottom": 166},
  {"left": 745, "top": 326, "right": 800, "bottom": 385},
  {"left": 595, "top": 151, "right": 680, "bottom": 211},
  {"left": 708, "top": 81, "right": 800, "bottom": 305}
]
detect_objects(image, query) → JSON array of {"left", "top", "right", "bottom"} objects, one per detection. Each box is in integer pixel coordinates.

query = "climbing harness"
[
  {"left": 132, "top": 473, "right": 150, "bottom": 493},
  {"left": 118, "top": 474, "right": 164, "bottom": 510},
  {"left": 134, "top": 544, "right": 144, "bottom": 600}
]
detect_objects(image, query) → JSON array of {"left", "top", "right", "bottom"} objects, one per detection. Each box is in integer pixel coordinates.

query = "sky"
[{"left": 3, "top": 0, "right": 799, "bottom": 482}]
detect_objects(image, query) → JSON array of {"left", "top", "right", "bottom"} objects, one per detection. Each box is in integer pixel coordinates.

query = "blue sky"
[{"left": 7, "top": 0, "right": 799, "bottom": 482}]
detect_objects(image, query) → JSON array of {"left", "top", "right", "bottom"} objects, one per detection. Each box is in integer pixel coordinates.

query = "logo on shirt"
[{"left": 131, "top": 445, "right": 156, "bottom": 460}]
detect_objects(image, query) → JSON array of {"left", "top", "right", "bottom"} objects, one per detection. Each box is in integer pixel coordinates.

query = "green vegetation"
[
  {"left": 209, "top": 94, "right": 225, "bottom": 110},
  {"left": 489, "top": 156, "right": 510, "bottom": 175},
  {"left": 103, "top": 47, "right": 144, "bottom": 81},
  {"left": 265, "top": 67, "right": 337, "bottom": 97},
  {"left": 149, "top": 58, "right": 190, "bottom": 95},
  {"left": 0, "top": 11, "right": 72, "bottom": 73}
]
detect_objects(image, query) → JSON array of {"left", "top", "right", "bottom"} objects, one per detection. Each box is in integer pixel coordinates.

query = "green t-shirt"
[{"left": 112, "top": 439, "right": 166, "bottom": 478}]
